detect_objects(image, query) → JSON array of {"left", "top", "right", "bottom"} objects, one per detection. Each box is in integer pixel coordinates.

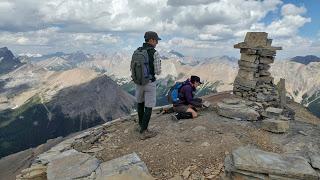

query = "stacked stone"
[{"left": 233, "top": 32, "right": 282, "bottom": 107}]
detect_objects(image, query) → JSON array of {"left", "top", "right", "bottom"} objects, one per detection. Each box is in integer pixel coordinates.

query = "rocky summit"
[{"left": 1, "top": 91, "right": 318, "bottom": 180}]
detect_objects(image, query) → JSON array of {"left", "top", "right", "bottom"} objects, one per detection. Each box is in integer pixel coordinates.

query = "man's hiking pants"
[
  {"left": 135, "top": 81, "right": 156, "bottom": 133},
  {"left": 135, "top": 81, "right": 156, "bottom": 108}
]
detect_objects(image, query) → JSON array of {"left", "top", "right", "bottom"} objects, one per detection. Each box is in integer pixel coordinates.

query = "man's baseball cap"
[
  {"left": 144, "top": 31, "right": 161, "bottom": 40},
  {"left": 191, "top": 75, "right": 203, "bottom": 84}
]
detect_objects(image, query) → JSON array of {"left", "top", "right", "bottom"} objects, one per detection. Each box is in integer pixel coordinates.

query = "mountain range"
[
  {"left": 291, "top": 55, "right": 320, "bottom": 65},
  {"left": 0, "top": 47, "right": 319, "bottom": 158}
]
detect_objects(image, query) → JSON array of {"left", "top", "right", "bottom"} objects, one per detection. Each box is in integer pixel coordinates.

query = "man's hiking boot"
[
  {"left": 134, "top": 123, "right": 141, "bottom": 132},
  {"left": 140, "top": 130, "right": 157, "bottom": 140}
]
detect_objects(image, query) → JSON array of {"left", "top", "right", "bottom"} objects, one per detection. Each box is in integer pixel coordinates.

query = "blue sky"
[{"left": 0, "top": 0, "right": 319, "bottom": 59}]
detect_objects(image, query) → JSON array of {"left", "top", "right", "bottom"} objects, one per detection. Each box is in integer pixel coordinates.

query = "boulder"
[
  {"left": 47, "top": 150, "right": 100, "bottom": 180},
  {"left": 231, "top": 146, "right": 318, "bottom": 180},
  {"left": 261, "top": 119, "right": 289, "bottom": 133},
  {"left": 216, "top": 102, "right": 260, "bottom": 121},
  {"left": 95, "top": 152, "right": 150, "bottom": 180}
]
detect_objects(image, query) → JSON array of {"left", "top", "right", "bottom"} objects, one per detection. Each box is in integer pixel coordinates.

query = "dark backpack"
[
  {"left": 130, "top": 47, "right": 152, "bottom": 85},
  {"left": 167, "top": 82, "right": 186, "bottom": 104}
]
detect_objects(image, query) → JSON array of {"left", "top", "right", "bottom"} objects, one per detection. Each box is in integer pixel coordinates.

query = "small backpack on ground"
[
  {"left": 130, "top": 47, "right": 152, "bottom": 85},
  {"left": 167, "top": 82, "right": 186, "bottom": 104}
]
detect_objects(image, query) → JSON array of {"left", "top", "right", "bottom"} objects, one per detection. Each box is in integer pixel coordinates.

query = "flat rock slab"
[
  {"left": 95, "top": 152, "right": 149, "bottom": 180},
  {"left": 232, "top": 146, "right": 318, "bottom": 180},
  {"left": 36, "top": 138, "right": 75, "bottom": 165},
  {"left": 261, "top": 119, "right": 289, "bottom": 133},
  {"left": 222, "top": 98, "right": 242, "bottom": 105},
  {"left": 107, "top": 166, "right": 154, "bottom": 180},
  {"left": 47, "top": 149, "right": 100, "bottom": 180},
  {"left": 217, "top": 102, "right": 260, "bottom": 121}
]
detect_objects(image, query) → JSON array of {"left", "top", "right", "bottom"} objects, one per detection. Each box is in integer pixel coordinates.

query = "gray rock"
[
  {"left": 257, "top": 92, "right": 267, "bottom": 102},
  {"left": 238, "top": 60, "right": 259, "bottom": 68},
  {"left": 47, "top": 150, "right": 100, "bottom": 180},
  {"left": 232, "top": 146, "right": 318, "bottom": 180},
  {"left": 105, "top": 166, "right": 154, "bottom": 180},
  {"left": 35, "top": 139, "right": 76, "bottom": 165},
  {"left": 244, "top": 32, "right": 268, "bottom": 47},
  {"left": 261, "top": 119, "right": 289, "bottom": 133},
  {"left": 264, "top": 107, "right": 283, "bottom": 118},
  {"left": 233, "top": 169, "right": 268, "bottom": 179},
  {"left": 222, "top": 98, "right": 242, "bottom": 105},
  {"left": 310, "top": 153, "right": 320, "bottom": 170},
  {"left": 259, "top": 57, "right": 274, "bottom": 64},
  {"left": 258, "top": 76, "right": 274, "bottom": 84},
  {"left": 234, "top": 77, "right": 257, "bottom": 89},
  {"left": 200, "top": 142, "right": 210, "bottom": 147},
  {"left": 217, "top": 102, "right": 260, "bottom": 121},
  {"left": 95, "top": 152, "right": 149, "bottom": 180},
  {"left": 240, "top": 54, "right": 259, "bottom": 63},
  {"left": 237, "top": 70, "right": 257, "bottom": 80}
]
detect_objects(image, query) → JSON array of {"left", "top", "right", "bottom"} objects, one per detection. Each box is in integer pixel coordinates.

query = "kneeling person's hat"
[{"left": 191, "top": 75, "right": 203, "bottom": 84}]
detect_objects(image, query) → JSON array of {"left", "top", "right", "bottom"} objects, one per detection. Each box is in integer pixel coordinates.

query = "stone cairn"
[{"left": 233, "top": 32, "right": 282, "bottom": 107}]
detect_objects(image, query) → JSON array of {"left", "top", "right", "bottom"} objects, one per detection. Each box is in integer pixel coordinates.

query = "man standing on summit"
[{"left": 130, "top": 31, "right": 162, "bottom": 140}]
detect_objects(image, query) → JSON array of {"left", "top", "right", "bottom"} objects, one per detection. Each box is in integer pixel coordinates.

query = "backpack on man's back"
[{"left": 130, "top": 47, "right": 153, "bottom": 85}]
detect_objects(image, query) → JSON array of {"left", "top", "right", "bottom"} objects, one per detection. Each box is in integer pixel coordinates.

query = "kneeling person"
[{"left": 173, "top": 75, "right": 203, "bottom": 120}]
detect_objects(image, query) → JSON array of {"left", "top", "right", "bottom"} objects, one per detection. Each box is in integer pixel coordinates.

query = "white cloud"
[
  {"left": 167, "top": 0, "right": 217, "bottom": 7},
  {"left": 281, "top": 3, "right": 306, "bottom": 16},
  {"left": 0, "top": 27, "right": 120, "bottom": 52},
  {"left": 166, "top": 37, "right": 214, "bottom": 49},
  {"left": 0, "top": 0, "right": 318, "bottom": 58}
]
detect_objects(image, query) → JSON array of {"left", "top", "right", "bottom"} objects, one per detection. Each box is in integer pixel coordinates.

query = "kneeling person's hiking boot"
[
  {"left": 170, "top": 113, "right": 179, "bottom": 121},
  {"left": 176, "top": 112, "right": 193, "bottom": 120},
  {"left": 140, "top": 130, "right": 157, "bottom": 140}
]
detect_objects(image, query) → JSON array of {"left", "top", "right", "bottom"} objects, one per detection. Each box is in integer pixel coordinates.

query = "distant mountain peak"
[
  {"left": 169, "top": 50, "right": 184, "bottom": 58},
  {"left": 0, "top": 47, "right": 22, "bottom": 74},
  {"left": 0, "top": 47, "right": 9, "bottom": 51},
  {"left": 220, "top": 55, "right": 238, "bottom": 61},
  {"left": 291, "top": 55, "right": 320, "bottom": 65},
  {"left": 0, "top": 47, "right": 14, "bottom": 59}
]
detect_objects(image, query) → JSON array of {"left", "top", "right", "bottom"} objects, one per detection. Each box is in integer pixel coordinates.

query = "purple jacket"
[{"left": 175, "top": 79, "right": 202, "bottom": 107}]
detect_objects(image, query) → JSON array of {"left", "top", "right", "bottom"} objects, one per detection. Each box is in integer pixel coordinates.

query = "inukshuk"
[{"left": 233, "top": 32, "right": 282, "bottom": 107}]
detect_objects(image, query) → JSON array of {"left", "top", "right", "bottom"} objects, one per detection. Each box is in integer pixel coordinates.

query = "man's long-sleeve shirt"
[{"left": 153, "top": 51, "right": 161, "bottom": 75}]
